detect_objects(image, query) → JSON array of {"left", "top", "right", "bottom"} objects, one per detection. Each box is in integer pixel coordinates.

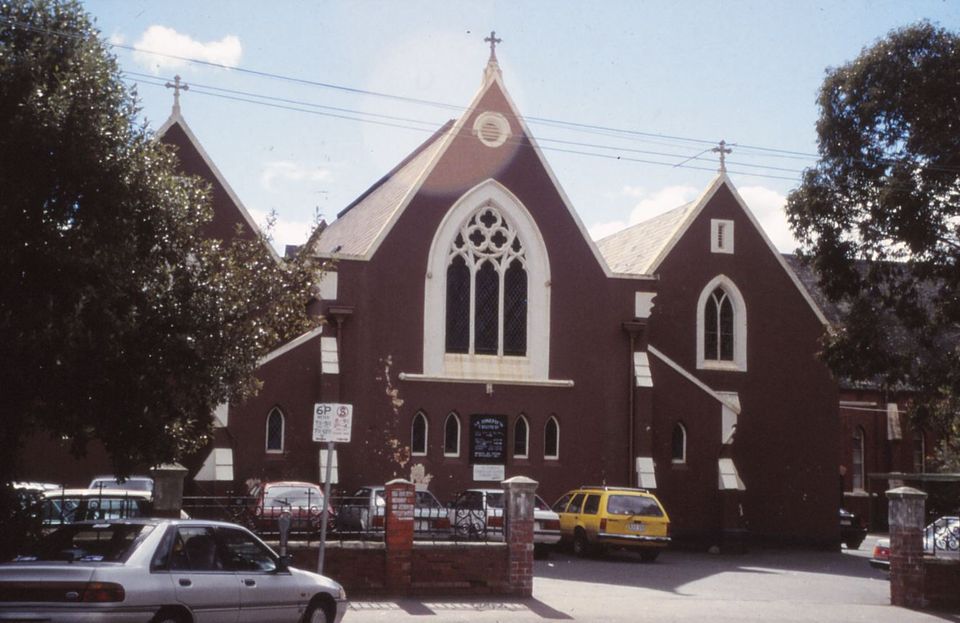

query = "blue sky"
[{"left": 82, "top": 0, "right": 960, "bottom": 252}]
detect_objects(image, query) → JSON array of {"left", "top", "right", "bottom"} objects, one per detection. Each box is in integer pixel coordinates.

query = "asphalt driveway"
[{"left": 345, "top": 535, "right": 960, "bottom": 623}]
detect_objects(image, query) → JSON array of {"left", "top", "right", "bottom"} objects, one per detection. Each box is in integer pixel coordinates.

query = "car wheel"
[
  {"left": 573, "top": 530, "right": 589, "bottom": 558},
  {"left": 639, "top": 549, "right": 660, "bottom": 563},
  {"left": 305, "top": 602, "right": 330, "bottom": 623},
  {"left": 151, "top": 608, "right": 188, "bottom": 623}
]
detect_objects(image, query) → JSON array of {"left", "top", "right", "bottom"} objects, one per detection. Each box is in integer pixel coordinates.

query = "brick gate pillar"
[
  {"left": 503, "top": 476, "right": 537, "bottom": 597},
  {"left": 886, "top": 486, "right": 927, "bottom": 609},
  {"left": 384, "top": 478, "right": 415, "bottom": 595}
]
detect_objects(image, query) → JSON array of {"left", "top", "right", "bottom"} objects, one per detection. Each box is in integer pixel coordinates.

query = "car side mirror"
[{"left": 275, "top": 554, "right": 291, "bottom": 573}]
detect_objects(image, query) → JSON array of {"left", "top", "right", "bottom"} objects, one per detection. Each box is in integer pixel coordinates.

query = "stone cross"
[
  {"left": 485, "top": 31, "right": 502, "bottom": 61},
  {"left": 712, "top": 139, "right": 732, "bottom": 173},
  {"left": 165, "top": 74, "right": 189, "bottom": 115}
]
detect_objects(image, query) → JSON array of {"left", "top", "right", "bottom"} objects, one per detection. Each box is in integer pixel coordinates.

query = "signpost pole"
[{"left": 317, "top": 440, "right": 335, "bottom": 574}]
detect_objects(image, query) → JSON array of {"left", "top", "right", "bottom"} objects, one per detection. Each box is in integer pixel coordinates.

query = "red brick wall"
[
  {"left": 289, "top": 543, "right": 510, "bottom": 596},
  {"left": 923, "top": 560, "right": 960, "bottom": 609}
]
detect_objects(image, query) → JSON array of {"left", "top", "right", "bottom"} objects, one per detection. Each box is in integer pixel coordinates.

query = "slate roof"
[
  {"left": 311, "top": 121, "right": 454, "bottom": 257},
  {"left": 595, "top": 202, "right": 697, "bottom": 275}
]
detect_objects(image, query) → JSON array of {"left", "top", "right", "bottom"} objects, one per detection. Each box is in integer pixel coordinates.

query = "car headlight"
[{"left": 337, "top": 585, "right": 347, "bottom": 601}]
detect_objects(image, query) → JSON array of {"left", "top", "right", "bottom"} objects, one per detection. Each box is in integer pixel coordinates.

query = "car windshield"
[
  {"left": 14, "top": 523, "right": 154, "bottom": 563},
  {"left": 264, "top": 486, "right": 323, "bottom": 507},
  {"left": 485, "top": 492, "right": 504, "bottom": 509},
  {"left": 534, "top": 496, "right": 550, "bottom": 511},
  {"left": 606, "top": 495, "right": 664, "bottom": 517}
]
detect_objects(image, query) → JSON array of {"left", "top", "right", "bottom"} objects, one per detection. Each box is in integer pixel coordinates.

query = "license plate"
[{"left": 629, "top": 522, "right": 645, "bottom": 532}]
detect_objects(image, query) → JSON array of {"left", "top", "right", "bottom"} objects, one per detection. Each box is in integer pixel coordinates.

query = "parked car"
[
  {"left": 869, "top": 515, "right": 959, "bottom": 571},
  {"left": 0, "top": 518, "right": 347, "bottom": 622},
  {"left": 840, "top": 508, "right": 867, "bottom": 549},
  {"left": 248, "top": 481, "right": 333, "bottom": 535},
  {"left": 552, "top": 486, "right": 670, "bottom": 561},
  {"left": 89, "top": 475, "right": 154, "bottom": 493},
  {"left": 449, "top": 488, "right": 562, "bottom": 555},
  {"left": 38, "top": 488, "right": 154, "bottom": 530},
  {"left": 337, "top": 486, "right": 451, "bottom": 536}
]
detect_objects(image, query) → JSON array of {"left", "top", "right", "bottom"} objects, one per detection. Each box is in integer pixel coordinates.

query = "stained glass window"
[
  {"left": 514, "top": 416, "right": 529, "bottom": 458},
  {"left": 444, "top": 203, "right": 527, "bottom": 357},
  {"left": 545, "top": 417, "right": 559, "bottom": 459},
  {"left": 266, "top": 409, "right": 284, "bottom": 452},
  {"left": 705, "top": 287, "right": 735, "bottom": 361},
  {"left": 412, "top": 412, "right": 428, "bottom": 456},
  {"left": 444, "top": 413, "right": 460, "bottom": 456}
]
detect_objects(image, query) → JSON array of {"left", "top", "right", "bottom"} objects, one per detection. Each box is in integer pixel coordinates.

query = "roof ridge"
[{"left": 337, "top": 120, "right": 456, "bottom": 219}]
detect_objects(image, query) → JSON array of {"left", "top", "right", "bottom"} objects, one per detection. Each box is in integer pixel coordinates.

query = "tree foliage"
[
  {"left": 0, "top": 0, "right": 319, "bottom": 487},
  {"left": 786, "top": 22, "right": 960, "bottom": 453}
]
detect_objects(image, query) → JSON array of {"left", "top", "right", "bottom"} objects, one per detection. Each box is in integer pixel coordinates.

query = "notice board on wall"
[{"left": 470, "top": 414, "right": 507, "bottom": 464}]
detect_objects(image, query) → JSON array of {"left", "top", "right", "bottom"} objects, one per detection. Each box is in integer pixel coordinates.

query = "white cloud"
[
  {"left": 108, "top": 33, "right": 126, "bottom": 46},
  {"left": 626, "top": 185, "right": 700, "bottom": 224},
  {"left": 260, "top": 161, "right": 332, "bottom": 193},
  {"left": 248, "top": 208, "right": 315, "bottom": 253},
  {"left": 589, "top": 220, "right": 629, "bottom": 241},
  {"left": 737, "top": 185, "right": 798, "bottom": 252},
  {"left": 132, "top": 26, "right": 241, "bottom": 74}
]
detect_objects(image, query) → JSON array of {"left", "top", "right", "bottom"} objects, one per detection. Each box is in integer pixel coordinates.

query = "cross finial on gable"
[
  {"left": 484, "top": 30, "right": 502, "bottom": 62},
  {"left": 164, "top": 75, "right": 189, "bottom": 115},
  {"left": 712, "top": 139, "right": 732, "bottom": 173}
]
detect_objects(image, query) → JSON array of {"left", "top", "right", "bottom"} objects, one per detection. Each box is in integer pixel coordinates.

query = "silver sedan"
[{"left": 0, "top": 518, "right": 347, "bottom": 622}]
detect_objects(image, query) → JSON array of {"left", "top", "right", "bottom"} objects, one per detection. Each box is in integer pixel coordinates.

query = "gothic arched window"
[
  {"left": 444, "top": 412, "right": 461, "bottom": 457},
  {"left": 412, "top": 411, "right": 428, "bottom": 456},
  {"left": 544, "top": 416, "right": 560, "bottom": 460},
  {"left": 696, "top": 275, "right": 747, "bottom": 371},
  {"left": 514, "top": 415, "right": 529, "bottom": 458},
  {"left": 852, "top": 426, "right": 865, "bottom": 491},
  {"left": 444, "top": 205, "right": 527, "bottom": 357},
  {"left": 265, "top": 408, "right": 284, "bottom": 453}
]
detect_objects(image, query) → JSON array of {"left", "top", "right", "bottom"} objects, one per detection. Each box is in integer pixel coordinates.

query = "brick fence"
[
  {"left": 291, "top": 477, "right": 535, "bottom": 597},
  {"left": 886, "top": 486, "right": 960, "bottom": 611}
]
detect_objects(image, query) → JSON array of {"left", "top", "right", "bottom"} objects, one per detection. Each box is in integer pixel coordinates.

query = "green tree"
[
  {"left": 0, "top": 0, "right": 318, "bottom": 504},
  {"left": 786, "top": 22, "right": 960, "bottom": 458}
]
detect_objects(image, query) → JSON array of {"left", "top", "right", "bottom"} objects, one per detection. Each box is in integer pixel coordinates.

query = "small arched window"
[
  {"left": 444, "top": 413, "right": 461, "bottom": 457},
  {"left": 412, "top": 411, "right": 428, "bottom": 456},
  {"left": 852, "top": 426, "right": 865, "bottom": 491},
  {"left": 544, "top": 416, "right": 559, "bottom": 460},
  {"left": 705, "top": 288, "right": 734, "bottom": 361},
  {"left": 671, "top": 423, "right": 687, "bottom": 464},
  {"left": 514, "top": 415, "right": 529, "bottom": 458},
  {"left": 265, "top": 408, "right": 284, "bottom": 453}
]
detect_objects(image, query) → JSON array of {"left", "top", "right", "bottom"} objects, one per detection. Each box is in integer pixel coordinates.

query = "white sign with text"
[{"left": 312, "top": 403, "right": 353, "bottom": 443}]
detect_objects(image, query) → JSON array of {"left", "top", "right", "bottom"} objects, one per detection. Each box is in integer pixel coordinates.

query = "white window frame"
[
  {"left": 671, "top": 422, "right": 687, "bottom": 464},
  {"left": 265, "top": 408, "right": 285, "bottom": 454},
  {"left": 696, "top": 275, "right": 747, "bottom": 371},
  {"left": 711, "top": 219, "right": 734, "bottom": 254},
  {"left": 444, "top": 412, "right": 461, "bottom": 457},
  {"left": 852, "top": 426, "right": 865, "bottom": 491},
  {"left": 411, "top": 411, "right": 428, "bottom": 457},
  {"left": 423, "top": 179, "right": 551, "bottom": 382},
  {"left": 544, "top": 416, "right": 560, "bottom": 460},
  {"left": 514, "top": 414, "right": 529, "bottom": 459}
]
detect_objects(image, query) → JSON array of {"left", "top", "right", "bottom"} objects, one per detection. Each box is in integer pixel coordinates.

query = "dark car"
[
  {"left": 336, "top": 486, "right": 451, "bottom": 536},
  {"left": 840, "top": 508, "right": 867, "bottom": 549}
]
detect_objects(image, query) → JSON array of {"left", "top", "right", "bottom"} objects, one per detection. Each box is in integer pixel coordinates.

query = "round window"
[{"left": 473, "top": 112, "right": 511, "bottom": 148}]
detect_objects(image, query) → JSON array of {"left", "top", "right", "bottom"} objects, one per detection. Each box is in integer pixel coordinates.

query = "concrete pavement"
[{"left": 341, "top": 535, "right": 960, "bottom": 622}]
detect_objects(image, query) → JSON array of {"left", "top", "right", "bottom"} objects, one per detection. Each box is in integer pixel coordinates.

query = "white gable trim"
[
  {"left": 156, "top": 112, "right": 279, "bottom": 264},
  {"left": 647, "top": 345, "right": 741, "bottom": 414},
  {"left": 258, "top": 325, "right": 323, "bottom": 366},
  {"left": 647, "top": 174, "right": 828, "bottom": 325}
]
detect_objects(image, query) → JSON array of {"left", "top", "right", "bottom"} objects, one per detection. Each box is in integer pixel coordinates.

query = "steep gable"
[{"left": 157, "top": 112, "right": 277, "bottom": 261}]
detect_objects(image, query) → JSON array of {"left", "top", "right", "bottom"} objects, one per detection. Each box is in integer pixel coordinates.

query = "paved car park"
[{"left": 345, "top": 535, "right": 960, "bottom": 623}]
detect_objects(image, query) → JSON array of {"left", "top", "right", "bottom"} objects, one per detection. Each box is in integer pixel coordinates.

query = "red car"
[{"left": 248, "top": 481, "right": 333, "bottom": 535}]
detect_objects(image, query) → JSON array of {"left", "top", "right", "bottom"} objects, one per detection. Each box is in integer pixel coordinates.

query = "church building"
[
  {"left": 194, "top": 45, "right": 841, "bottom": 546},
  {"left": 25, "top": 42, "right": 842, "bottom": 547}
]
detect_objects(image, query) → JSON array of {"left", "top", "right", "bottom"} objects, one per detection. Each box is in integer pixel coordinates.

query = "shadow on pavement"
[{"left": 350, "top": 597, "right": 573, "bottom": 619}]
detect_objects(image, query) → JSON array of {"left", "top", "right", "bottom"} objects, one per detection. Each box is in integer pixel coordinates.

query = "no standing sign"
[{"left": 312, "top": 403, "right": 353, "bottom": 443}]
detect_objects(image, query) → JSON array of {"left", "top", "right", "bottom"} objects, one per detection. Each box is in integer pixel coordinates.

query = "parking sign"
[{"left": 313, "top": 403, "right": 353, "bottom": 443}]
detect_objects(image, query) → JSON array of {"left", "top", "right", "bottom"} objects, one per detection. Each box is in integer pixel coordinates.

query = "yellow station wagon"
[{"left": 553, "top": 486, "right": 670, "bottom": 561}]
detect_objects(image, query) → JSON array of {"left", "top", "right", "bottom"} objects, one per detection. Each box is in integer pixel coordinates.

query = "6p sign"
[{"left": 313, "top": 403, "right": 353, "bottom": 443}]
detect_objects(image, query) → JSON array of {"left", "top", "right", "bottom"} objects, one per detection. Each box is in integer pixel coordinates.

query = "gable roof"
[
  {"left": 309, "top": 59, "right": 650, "bottom": 280},
  {"left": 598, "top": 174, "right": 829, "bottom": 325},
  {"left": 310, "top": 121, "right": 454, "bottom": 258},
  {"left": 596, "top": 202, "right": 696, "bottom": 274},
  {"left": 156, "top": 111, "right": 279, "bottom": 263}
]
